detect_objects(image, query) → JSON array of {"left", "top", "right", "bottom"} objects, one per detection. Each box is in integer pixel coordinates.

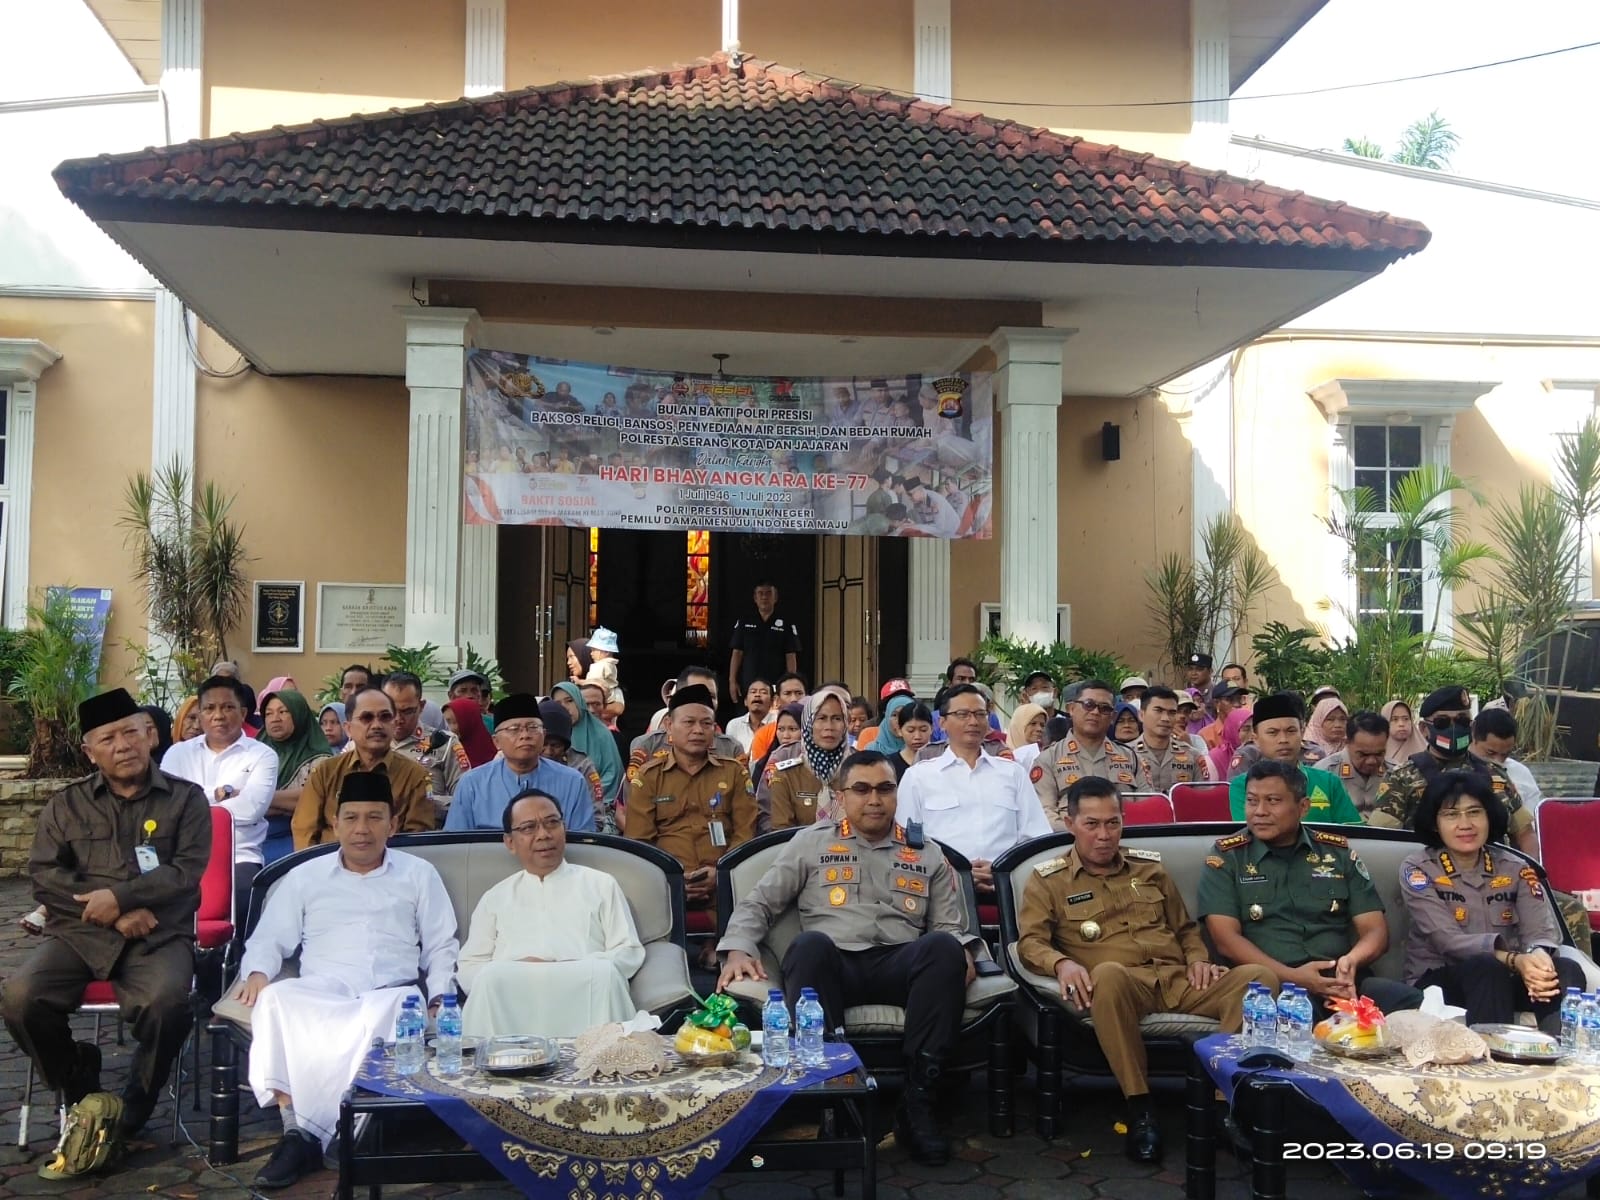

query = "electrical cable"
[{"left": 181, "top": 304, "right": 252, "bottom": 380}]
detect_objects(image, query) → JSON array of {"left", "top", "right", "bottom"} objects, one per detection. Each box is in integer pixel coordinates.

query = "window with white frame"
[{"left": 1351, "top": 423, "right": 1425, "bottom": 631}]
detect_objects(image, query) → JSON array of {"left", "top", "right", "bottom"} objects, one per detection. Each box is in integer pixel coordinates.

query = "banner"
[
  {"left": 463, "top": 351, "right": 993, "bottom": 538},
  {"left": 46, "top": 587, "right": 112, "bottom": 688}
]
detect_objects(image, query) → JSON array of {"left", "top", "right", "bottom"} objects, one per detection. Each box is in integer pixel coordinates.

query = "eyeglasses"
[
  {"left": 841, "top": 782, "right": 898, "bottom": 797},
  {"left": 1430, "top": 714, "right": 1467, "bottom": 730},
  {"left": 496, "top": 722, "right": 543, "bottom": 738},
  {"left": 1438, "top": 806, "right": 1488, "bottom": 821},
  {"left": 944, "top": 708, "right": 988, "bottom": 720},
  {"left": 351, "top": 711, "right": 395, "bottom": 725},
  {"left": 1075, "top": 701, "right": 1116, "bottom": 715},
  {"left": 509, "top": 817, "right": 565, "bottom": 836}
]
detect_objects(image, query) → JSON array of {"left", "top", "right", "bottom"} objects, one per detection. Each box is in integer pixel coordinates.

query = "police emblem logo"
[
  {"left": 903, "top": 897, "right": 918, "bottom": 912},
  {"left": 1453, "top": 906, "right": 1467, "bottom": 923},
  {"left": 1405, "top": 867, "right": 1429, "bottom": 893},
  {"left": 1029, "top": 765, "right": 1044, "bottom": 784},
  {"left": 826, "top": 868, "right": 839, "bottom": 883},
  {"left": 829, "top": 886, "right": 847, "bottom": 907},
  {"left": 842, "top": 868, "right": 854, "bottom": 881}
]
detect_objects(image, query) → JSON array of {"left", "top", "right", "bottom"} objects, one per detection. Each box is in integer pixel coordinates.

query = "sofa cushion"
[{"left": 630, "top": 941, "right": 694, "bottom": 1014}]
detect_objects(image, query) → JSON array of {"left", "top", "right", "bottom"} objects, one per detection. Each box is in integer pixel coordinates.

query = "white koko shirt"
[
  {"left": 896, "top": 746, "right": 1053, "bottom": 864},
  {"left": 161, "top": 733, "right": 279, "bottom": 865}
]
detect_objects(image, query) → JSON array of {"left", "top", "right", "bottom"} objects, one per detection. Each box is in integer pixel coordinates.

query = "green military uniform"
[
  {"left": 1197, "top": 825, "right": 1421, "bottom": 1015},
  {"left": 1031, "top": 736, "right": 1140, "bottom": 832},
  {"left": 1130, "top": 736, "right": 1207, "bottom": 793},
  {"left": 1369, "top": 750, "right": 1533, "bottom": 838},
  {"left": 1227, "top": 764, "right": 1362, "bottom": 824},
  {"left": 1016, "top": 845, "right": 1273, "bottom": 1097},
  {"left": 1315, "top": 749, "right": 1386, "bottom": 816}
]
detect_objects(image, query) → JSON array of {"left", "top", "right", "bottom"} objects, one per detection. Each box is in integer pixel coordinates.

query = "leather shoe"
[
  {"left": 257, "top": 1131, "right": 321, "bottom": 1190},
  {"left": 1125, "top": 1110, "right": 1162, "bottom": 1163},
  {"left": 64, "top": 1042, "right": 102, "bottom": 1106}
]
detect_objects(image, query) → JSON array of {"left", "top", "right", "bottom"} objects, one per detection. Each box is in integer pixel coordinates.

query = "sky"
[{"left": 1236, "top": 0, "right": 1600, "bottom": 198}]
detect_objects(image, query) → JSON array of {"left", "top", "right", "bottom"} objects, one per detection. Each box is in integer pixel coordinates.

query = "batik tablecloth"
[
  {"left": 355, "top": 1040, "right": 865, "bottom": 1200},
  {"left": 1198, "top": 1033, "right": 1600, "bottom": 1199}
]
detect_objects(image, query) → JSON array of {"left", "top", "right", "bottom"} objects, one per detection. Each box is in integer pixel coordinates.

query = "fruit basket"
[
  {"left": 672, "top": 993, "right": 750, "bottom": 1068},
  {"left": 1314, "top": 996, "right": 1396, "bottom": 1059}
]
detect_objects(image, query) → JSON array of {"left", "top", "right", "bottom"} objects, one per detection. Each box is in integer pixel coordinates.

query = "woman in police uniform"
[{"left": 1399, "top": 771, "right": 1583, "bottom": 1032}]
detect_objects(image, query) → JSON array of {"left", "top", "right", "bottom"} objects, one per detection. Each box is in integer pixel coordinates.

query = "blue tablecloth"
[
  {"left": 1197, "top": 1033, "right": 1600, "bottom": 1200},
  {"left": 356, "top": 1039, "right": 865, "bottom": 1200}
]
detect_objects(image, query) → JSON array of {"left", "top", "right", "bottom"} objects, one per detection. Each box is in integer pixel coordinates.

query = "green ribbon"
[{"left": 686, "top": 992, "right": 739, "bottom": 1031}]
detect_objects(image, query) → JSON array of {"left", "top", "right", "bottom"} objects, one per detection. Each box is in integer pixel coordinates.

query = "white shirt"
[
  {"left": 239, "top": 849, "right": 459, "bottom": 1000},
  {"left": 726, "top": 710, "right": 775, "bottom": 753},
  {"left": 1013, "top": 743, "right": 1042, "bottom": 772},
  {"left": 896, "top": 746, "right": 1053, "bottom": 864},
  {"left": 1505, "top": 756, "right": 1545, "bottom": 817},
  {"left": 456, "top": 861, "right": 644, "bottom": 993},
  {"left": 161, "top": 732, "right": 279, "bottom": 865}
]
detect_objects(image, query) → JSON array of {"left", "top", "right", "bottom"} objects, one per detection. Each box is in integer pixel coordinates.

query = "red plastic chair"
[
  {"left": 1122, "top": 794, "right": 1176, "bottom": 825},
  {"left": 1170, "top": 781, "right": 1232, "bottom": 822},
  {"left": 1536, "top": 799, "right": 1600, "bottom": 932}
]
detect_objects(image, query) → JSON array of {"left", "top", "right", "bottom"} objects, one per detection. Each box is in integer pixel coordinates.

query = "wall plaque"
[
  {"left": 316, "top": 583, "right": 405, "bottom": 654},
  {"left": 252, "top": 581, "right": 304, "bottom": 653}
]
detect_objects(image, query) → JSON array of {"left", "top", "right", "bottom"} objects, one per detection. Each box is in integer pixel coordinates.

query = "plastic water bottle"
[
  {"left": 1580, "top": 993, "right": 1600, "bottom": 1065},
  {"left": 1275, "top": 984, "right": 1296, "bottom": 1048},
  {"left": 1287, "top": 988, "right": 1315, "bottom": 1062},
  {"left": 1241, "top": 983, "right": 1271, "bottom": 1045},
  {"left": 394, "top": 995, "right": 426, "bottom": 1076},
  {"left": 795, "top": 987, "right": 826, "bottom": 1067},
  {"left": 761, "top": 990, "right": 791, "bottom": 1068},
  {"left": 434, "top": 994, "right": 463, "bottom": 1077},
  {"left": 1560, "top": 987, "right": 1582, "bottom": 1054}
]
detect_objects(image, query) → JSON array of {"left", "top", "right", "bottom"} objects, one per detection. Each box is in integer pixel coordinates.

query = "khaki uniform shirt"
[
  {"left": 1370, "top": 751, "right": 1533, "bottom": 838},
  {"left": 624, "top": 751, "right": 756, "bottom": 874},
  {"left": 1196, "top": 825, "right": 1384, "bottom": 967},
  {"left": 552, "top": 748, "right": 612, "bottom": 834},
  {"left": 1017, "top": 846, "right": 1208, "bottom": 1000},
  {"left": 293, "top": 751, "right": 435, "bottom": 850},
  {"left": 1131, "top": 736, "right": 1207, "bottom": 793},
  {"left": 391, "top": 725, "right": 468, "bottom": 800},
  {"left": 1316, "top": 750, "right": 1386, "bottom": 815},
  {"left": 717, "top": 818, "right": 975, "bottom": 957},
  {"left": 1030, "top": 736, "right": 1140, "bottom": 831},
  {"left": 765, "top": 758, "right": 830, "bottom": 831},
  {"left": 30, "top": 768, "right": 212, "bottom": 976},
  {"left": 1398, "top": 845, "right": 1561, "bottom": 984}
]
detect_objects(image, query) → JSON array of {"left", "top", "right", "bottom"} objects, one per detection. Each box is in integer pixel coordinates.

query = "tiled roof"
[{"left": 54, "top": 54, "right": 1429, "bottom": 263}]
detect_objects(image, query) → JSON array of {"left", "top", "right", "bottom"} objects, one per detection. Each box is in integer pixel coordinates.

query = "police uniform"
[
  {"left": 1130, "top": 736, "right": 1206, "bottom": 793},
  {"left": 1031, "top": 736, "right": 1140, "bottom": 832},
  {"left": 717, "top": 817, "right": 975, "bottom": 1060},
  {"left": 390, "top": 725, "right": 468, "bottom": 821},
  {"left": 1370, "top": 750, "right": 1534, "bottom": 838},
  {"left": 1315, "top": 749, "right": 1386, "bottom": 815},
  {"left": 1016, "top": 846, "right": 1273, "bottom": 1098},
  {"left": 552, "top": 748, "right": 612, "bottom": 834},
  {"left": 764, "top": 757, "right": 830, "bottom": 831},
  {"left": 1398, "top": 845, "right": 1584, "bottom": 1028},
  {"left": 623, "top": 750, "right": 756, "bottom": 884},
  {"left": 1196, "top": 825, "right": 1422, "bottom": 1017}
]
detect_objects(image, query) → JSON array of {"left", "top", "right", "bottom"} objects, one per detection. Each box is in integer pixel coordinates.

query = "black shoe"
[
  {"left": 257, "top": 1131, "right": 321, "bottom": 1190},
  {"left": 1125, "top": 1110, "right": 1162, "bottom": 1163},
  {"left": 893, "top": 1053, "right": 951, "bottom": 1166},
  {"left": 118, "top": 1087, "right": 155, "bottom": 1139},
  {"left": 63, "top": 1042, "right": 102, "bottom": 1106}
]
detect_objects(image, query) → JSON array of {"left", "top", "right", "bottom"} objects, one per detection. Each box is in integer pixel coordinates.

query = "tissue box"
[{"left": 1420, "top": 985, "right": 1467, "bottom": 1025}]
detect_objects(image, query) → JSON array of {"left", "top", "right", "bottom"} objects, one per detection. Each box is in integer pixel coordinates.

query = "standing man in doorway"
[{"left": 728, "top": 582, "right": 801, "bottom": 706}]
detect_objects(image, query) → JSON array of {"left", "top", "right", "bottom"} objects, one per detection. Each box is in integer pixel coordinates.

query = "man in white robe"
[
  {"left": 458, "top": 789, "right": 644, "bottom": 1039},
  {"left": 226, "top": 772, "right": 458, "bottom": 1190}
]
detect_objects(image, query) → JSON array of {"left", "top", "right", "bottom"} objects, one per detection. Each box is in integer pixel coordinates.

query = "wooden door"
[
  {"left": 539, "top": 526, "right": 591, "bottom": 691},
  {"left": 816, "top": 536, "right": 879, "bottom": 692}
]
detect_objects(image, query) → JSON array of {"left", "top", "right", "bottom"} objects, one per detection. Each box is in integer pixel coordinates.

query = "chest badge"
[
  {"left": 1248, "top": 904, "right": 1264, "bottom": 922},
  {"left": 1454, "top": 906, "right": 1467, "bottom": 923},
  {"left": 1329, "top": 899, "right": 1340, "bottom": 914},
  {"left": 903, "top": 897, "right": 918, "bottom": 912},
  {"left": 1079, "top": 920, "right": 1101, "bottom": 941},
  {"left": 828, "top": 886, "right": 847, "bottom": 907},
  {"left": 826, "top": 868, "right": 839, "bottom": 882}
]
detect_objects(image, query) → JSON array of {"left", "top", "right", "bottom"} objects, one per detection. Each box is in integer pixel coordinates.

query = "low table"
[
  {"left": 1184, "top": 1034, "right": 1600, "bottom": 1200},
  {"left": 337, "top": 1042, "right": 879, "bottom": 1200}
]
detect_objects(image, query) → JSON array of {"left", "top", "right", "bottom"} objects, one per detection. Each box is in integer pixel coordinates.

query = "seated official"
[
  {"left": 1400, "top": 771, "right": 1582, "bottom": 1033},
  {"left": 755, "top": 685, "right": 853, "bottom": 832},
  {"left": 457, "top": 790, "right": 644, "bottom": 1039},
  {"left": 1017, "top": 778, "right": 1274, "bottom": 1163},
  {"left": 444, "top": 693, "right": 594, "bottom": 833},
  {"left": 1200, "top": 760, "right": 1421, "bottom": 1020},
  {"left": 2, "top": 688, "right": 212, "bottom": 1141},
  {"left": 717, "top": 750, "right": 979, "bottom": 1166},
  {"left": 292, "top": 688, "right": 434, "bottom": 849},
  {"left": 228, "top": 772, "right": 458, "bottom": 1190}
]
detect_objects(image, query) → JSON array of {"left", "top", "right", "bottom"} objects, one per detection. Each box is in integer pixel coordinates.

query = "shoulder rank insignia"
[
  {"left": 837, "top": 818, "right": 852, "bottom": 837},
  {"left": 1229, "top": 754, "right": 1244, "bottom": 773},
  {"left": 1339, "top": 763, "right": 1352, "bottom": 778},
  {"left": 652, "top": 748, "right": 670, "bottom": 760},
  {"left": 1035, "top": 856, "right": 1069, "bottom": 878},
  {"left": 1311, "top": 830, "right": 1349, "bottom": 847},
  {"left": 776, "top": 758, "right": 802, "bottom": 771},
  {"left": 1066, "top": 739, "right": 1079, "bottom": 753},
  {"left": 1215, "top": 832, "right": 1251, "bottom": 851},
  {"left": 1205, "top": 855, "right": 1225, "bottom": 869},
  {"left": 1123, "top": 847, "right": 1161, "bottom": 861},
  {"left": 892, "top": 823, "right": 905, "bottom": 843}
]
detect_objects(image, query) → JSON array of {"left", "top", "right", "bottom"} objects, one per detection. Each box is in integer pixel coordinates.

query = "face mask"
[
  {"left": 1428, "top": 718, "right": 1472, "bottom": 757},
  {"left": 1029, "top": 691, "right": 1056, "bottom": 708}
]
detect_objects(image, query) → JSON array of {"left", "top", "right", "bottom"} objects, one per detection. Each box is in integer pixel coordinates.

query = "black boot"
[
  {"left": 1125, "top": 1104, "right": 1162, "bottom": 1163},
  {"left": 63, "top": 1042, "right": 102, "bottom": 1106},
  {"left": 894, "top": 1053, "right": 951, "bottom": 1166}
]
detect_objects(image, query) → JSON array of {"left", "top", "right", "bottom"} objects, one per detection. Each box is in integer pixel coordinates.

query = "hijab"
[
  {"left": 174, "top": 696, "right": 201, "bottom": 742},
  {"left": 1210, "top": 706, "right": 1254, "bottom": 779},
  {"left": 1006, "top": 702, "right": 1046, "bottom": 752},
  {"left": 1304, "top": 698, "right": 1348, "bottom": 752},
  {"left": 870, "top": 694, "right": 915, "bottom": 754},
  {"left": 1110, "top": 702, "right": 1143, "bottom": 745},
  {"left": 1381, "top": 699, "right": 1426, "bottom": 764},
  {"left": 444, "top": 698, "right": 496, "bottom": 767},
  {"left": 553, "top": 680, "right": 622, "bottom": 795},
  {"left": 255, "top": 689, "right": 332, "bottom": 784},
  {"left": 261, "top": 676, "right": 295, "bottom": 701},
  {"left": 567, "top": 639, "right": 593, "bottom": 678},
  {"left": 802, "top": 686, "right": 852, "bottom": 785},
  {"left": 141, "top": 705, "right": 173, "bottom": 765},
  {"left": 320, "top": 701, "right": 348, "bottom": 750}
]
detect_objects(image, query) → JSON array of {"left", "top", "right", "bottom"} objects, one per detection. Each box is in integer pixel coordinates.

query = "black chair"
[{"left": 715, "top": 827, "right": 1018, "bottom": 1137}]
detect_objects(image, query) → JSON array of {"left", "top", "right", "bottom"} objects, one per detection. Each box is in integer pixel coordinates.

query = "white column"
[
  {"left": 902, "top": 0, "right": 956, "bottom": 693},
  {"left": 403, "top": 309, "right": 478, "bottom": 661},
  {"left": 152, "top": 0, "right": 201, "bottom": 475},
  {"left": 1188, "top": 0, "right": 1229, "bottom": 164},
  {"left": 914, "top": 0, "right": 952, "bottom": 102},
  {"left": 0, "top": 340, "right": 60, "bottom": 630},
  {"left": 464, "top": 0, "right": 506, "bottom": 97},
  {"left": 993, "top": 328, "right": 1069, "bottom": 645},
  {"left": 1325, "top": 418, "right": 1356, "bottom": 643},
  {"left": 722, "top": 0, "right": 739, "bottom": 54}
]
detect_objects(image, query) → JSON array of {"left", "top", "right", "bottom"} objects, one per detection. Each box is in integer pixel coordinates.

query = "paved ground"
[{"left": 0, "top": 877, "right": 1590, "bottom": 1200}]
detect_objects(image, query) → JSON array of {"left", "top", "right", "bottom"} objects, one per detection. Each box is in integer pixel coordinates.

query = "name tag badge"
[
  {"left": 708, "top": 820, "right": 727, "bottom": 847},
  {"left": 135, "top": 845, "right": 160, "bottom": 874},
  {"left": 654, "top": 795, "right": 674, "bottom": 805}
]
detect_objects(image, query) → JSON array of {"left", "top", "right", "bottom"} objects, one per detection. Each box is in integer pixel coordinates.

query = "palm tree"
[
  {"left": 1390, "top": 111, "right": 1459, "bottom": 170},
  {"left": 1341, "top": 136, "right": 1383, "bottom": 159}
]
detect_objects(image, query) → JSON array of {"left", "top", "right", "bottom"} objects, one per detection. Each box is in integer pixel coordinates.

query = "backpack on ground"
[{"left": 37, "top": 1091, "right": 124, "bottom": 1180}]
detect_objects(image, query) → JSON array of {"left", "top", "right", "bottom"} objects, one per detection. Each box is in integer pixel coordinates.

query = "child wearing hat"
[{"left": 582, "top": 626, "right": 626, "bottom": 720}]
